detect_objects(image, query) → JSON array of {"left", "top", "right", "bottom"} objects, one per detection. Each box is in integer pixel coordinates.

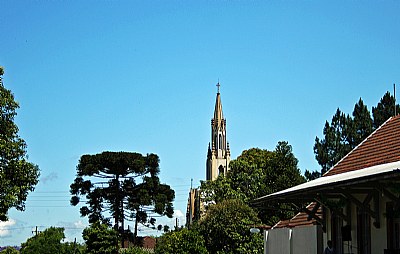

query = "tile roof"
[
  {"left": 274, "top": 203, "right": 322, "bottom": 228},
  {"left": 324, "top": 115, "right": 400, "bottom": 176}
]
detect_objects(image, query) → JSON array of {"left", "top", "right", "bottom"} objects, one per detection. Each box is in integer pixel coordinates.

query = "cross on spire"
[{"left": 216, "top": 81, "right": 220, "bottom": 93}]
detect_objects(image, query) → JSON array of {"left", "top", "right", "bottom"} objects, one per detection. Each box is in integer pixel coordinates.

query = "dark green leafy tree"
[
  {"left": 70, "top": 152, "right": 175, "bottom": 241},
  {"left": 83, "top": 222, "right": 118, "bottom": 254},
  {"left": 200, "top": 173, "right": 243, "bottom": 204},
  {"left": 0, "top": 67, "right": 39, "bottom": 221},
  {"left": 198, "top": 199, "right": 263, "bottom": 254},
  {"left": 21, "top": 227, "right": 68, "bottom": 254},
  {"left": 201, "top": 142, "right": 305, "bottom": 226},
  {"left": 372, "top": 91, "right": 400, "bottom": 129},
  {"left": 155, "top": 228, "right": 208, "bottom": 254}
]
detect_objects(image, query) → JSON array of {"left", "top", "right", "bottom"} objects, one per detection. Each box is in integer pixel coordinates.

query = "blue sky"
[{"left": 1, "top": 1, "right": 400, "bottom": 245}]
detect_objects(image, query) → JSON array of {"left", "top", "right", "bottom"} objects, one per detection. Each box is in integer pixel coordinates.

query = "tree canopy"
[
  {"left": 155, "top": 228, "right": 208, "bottom": 254},
  {"left": 197, "top": 199, "right": 263, "bottom": 254},
  {"left": 372, "top": 91, "right": 400, "bottom": 129},
  {"left": 201, "top": 142, "right": 305, "bottom": 225},
  {"left": 70, "top": 151, "right": 175, "bottom": 240},
  {"left": 82, "top": 222, "right": 118, "bottom": 254},
  {"left": 0, "top": 66, "right": 39, "bottom": 221},
  {"left": 20, "top": 227, "right": 77, "bottom": 254}
]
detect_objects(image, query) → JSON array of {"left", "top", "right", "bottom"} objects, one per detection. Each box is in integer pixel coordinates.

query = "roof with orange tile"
[
  {"left": 274, "top": 203, "right": 322, "bottom": 228},
  {"left": 324, "top": 115, "right": 400, "bottom": 176}
]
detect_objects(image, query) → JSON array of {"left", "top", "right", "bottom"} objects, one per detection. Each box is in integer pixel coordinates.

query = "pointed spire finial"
[{"left": 216, "top": 80, "right": 220, "bottom": 94}]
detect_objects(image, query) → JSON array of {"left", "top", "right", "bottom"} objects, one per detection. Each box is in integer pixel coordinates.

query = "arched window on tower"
[
  {"left": 218, "top": 165, "right": 224, "bottom": 176},
  {"left": 219, "top": 134, "right": 222, "bottom": 150}
]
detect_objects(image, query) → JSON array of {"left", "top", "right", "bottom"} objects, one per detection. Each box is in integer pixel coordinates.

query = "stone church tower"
[{"left": 206, "top": 83, "right": 230, "bottom": 181}]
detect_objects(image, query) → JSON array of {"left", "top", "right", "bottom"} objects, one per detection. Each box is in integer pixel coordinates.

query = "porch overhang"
[
  {"left": 253, "top": 161, "right": 400, "bottom": 205},
  {"left": 253, "top": 161, "right": 400, "bottom": 230}
]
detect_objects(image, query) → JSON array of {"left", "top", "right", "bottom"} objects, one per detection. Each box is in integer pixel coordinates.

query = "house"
[{"left": 254, "top": 115, "right": 400, "bottom": 254}]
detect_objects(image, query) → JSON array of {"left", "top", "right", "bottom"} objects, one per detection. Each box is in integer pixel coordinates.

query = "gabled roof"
[{"left": 325, "top": 115, "right": 400, "bottom": 176}]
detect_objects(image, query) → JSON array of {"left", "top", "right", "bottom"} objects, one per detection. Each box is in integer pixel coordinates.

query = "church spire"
[
  {"left": 213, "top": 82, "right": 224, "bottom": 127},
  {"left": 206, "top": 81, "right": 231, "bottom": 181}
]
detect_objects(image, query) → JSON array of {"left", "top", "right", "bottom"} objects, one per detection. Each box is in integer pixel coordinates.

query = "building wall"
[
  {"left": 265, "top": 228, "right": 291, "bottom": 254},
  {"left": 292, "top": 226, "right": 323, "bottom": 254},
  {"left": 265, "top": 226, "right": 322, "bottom": 254}
]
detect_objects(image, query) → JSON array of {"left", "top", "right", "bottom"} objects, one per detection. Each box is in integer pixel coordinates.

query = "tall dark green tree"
[
  {"left": 352, "top": 98, "right": 373, "bottom": 145},
  {"left": 70, "top": 151, "right": 174, "bottom": 242},
  {"left": 0, "top": 67, "right": 39, "bottom": 221},
  {"left": 372, "top": 91, "right": 400, "bottom": 129},
  {"left": 313, "top": 108, "right": 353, "bottom": 175}
]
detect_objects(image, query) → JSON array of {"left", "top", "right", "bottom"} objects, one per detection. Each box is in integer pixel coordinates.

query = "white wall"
[
  {"left": 265, "top": 226, "right": 322, "bottom": 254},
  {"left": 265, "top": 228, "right": 291, "bottom": 254},
  {"left": 292, "top": 226, "right": 321, "bottom": 254}
]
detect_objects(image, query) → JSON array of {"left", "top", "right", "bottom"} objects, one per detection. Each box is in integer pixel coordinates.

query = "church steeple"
[
  {"left": 206, "top": 82, "right": 231, "bottom": 181},
  {"left": 213, "top": 87, "right": 224, "bottom": 127}
]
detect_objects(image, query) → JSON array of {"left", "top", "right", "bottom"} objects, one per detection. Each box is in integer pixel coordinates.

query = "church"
[
  {"left": 186, "top": 83, "right": 231, "bottom": 225},
  {"left": 206, "top": 82, "right": 231, "bottom": 181}
]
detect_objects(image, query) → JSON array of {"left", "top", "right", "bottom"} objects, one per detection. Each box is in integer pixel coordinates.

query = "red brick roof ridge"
[{"left": 323, "top": 116, "right": 395, "bottom": 177}]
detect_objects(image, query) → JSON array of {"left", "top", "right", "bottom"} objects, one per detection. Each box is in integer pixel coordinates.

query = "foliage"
[
  {"left": 200, "top": 142, "right": 305, "bottom": 225},
  {"left": 198, "top": 199, "right": 263, "bottom": 254},
  {"left": 155, "top": 228, "right": 208, "bottom": 254},
  {"left": 352, "top": 98, "right": 373, "bottom": 145},
  {"left": 304, "top": 170, "right": 321, "bottom": 181},
  {"left": 0, "top": 66, "right": 40, "bottom": 221},
  {"left": 313, "top": 108, "right": 354, "bottom": 175},
  {"left": 70, "top": 151, "right": 175, "bottom": 239},
  {"left": 82, "top": 222, "right": 118, "bottom": 254},
  {"left": 372, "top": 91, "right": 400, "bottom": 129},
  {"left": 20, "top": 227, "right": 67, "bottom": 254},
  {"left": 312, "top": 93, "right": 399, "bottom": 177},
  {"left": 0, "top": 247, "right": 19, "bottom": 254}
]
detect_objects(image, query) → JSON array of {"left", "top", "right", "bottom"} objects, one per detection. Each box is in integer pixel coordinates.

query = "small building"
[{"left": 254, "top": 115, "right": 400, "bottom": 254}]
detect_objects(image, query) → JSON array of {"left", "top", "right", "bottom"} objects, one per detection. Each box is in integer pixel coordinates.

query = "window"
[{"left": 218, "top": 165, "right": 224, "bottom": 175}]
